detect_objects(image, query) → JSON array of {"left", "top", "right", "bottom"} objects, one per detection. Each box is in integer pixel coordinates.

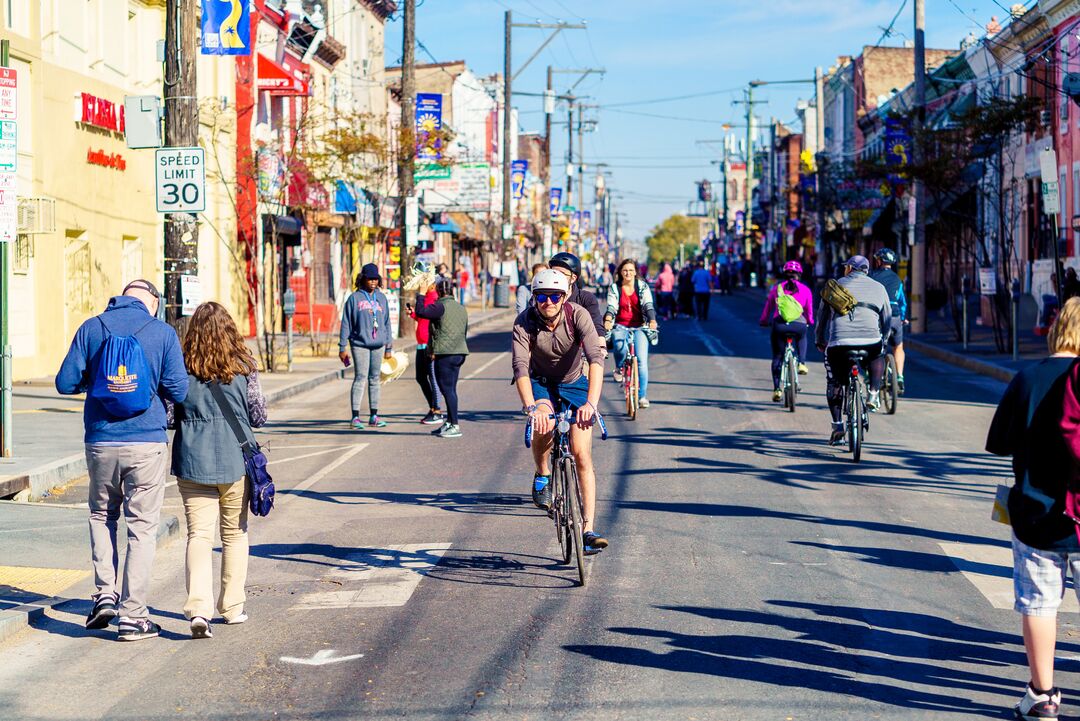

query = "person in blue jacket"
[
  {"left": 338, "top": 263, "right": 394, "bottom": 429},
  {"left": 55, "top": 279, "right": 188, "bottom": 641},
  {"left": 870, "top": 248, "right": 908, "bottom": 393}
]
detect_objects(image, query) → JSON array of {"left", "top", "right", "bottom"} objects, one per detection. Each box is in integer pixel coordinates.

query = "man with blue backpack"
[{"left": 56, "top": 279, "right": 189, "bottom": 641}]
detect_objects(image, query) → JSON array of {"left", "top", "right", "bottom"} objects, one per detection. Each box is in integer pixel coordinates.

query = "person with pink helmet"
[{"left": 760, "top": 260, "right": 815, "bottom": 402}]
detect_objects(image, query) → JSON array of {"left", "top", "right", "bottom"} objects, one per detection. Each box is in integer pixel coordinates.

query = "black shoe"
[
  {"left": 531, "top": 474, "right": 552, "bottom": 510},
  {"left": 438, "top": 423, "right": 462, "bottom": 438},
  {"left": 117, "top": 617, "right": 160, "bottom": 641},
  {"left": 829, "top": 424, "right": 845, "bottom": 446},
  {"left": 431, "top": 422, "right": 447, "bottom": 436},
  {"left": 583, "top": 531, "right": 608, "bottom": 555},
  {"left": 85, "top": 598, "right": 117, "bottom": 630},
  {"left": 421, "top": 411, "right": 444, "bottom": 425}
]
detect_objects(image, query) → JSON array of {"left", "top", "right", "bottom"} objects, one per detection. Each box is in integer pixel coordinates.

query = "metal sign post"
[{"left": 0, "top": 44, "right": 14, "bottom": 457}]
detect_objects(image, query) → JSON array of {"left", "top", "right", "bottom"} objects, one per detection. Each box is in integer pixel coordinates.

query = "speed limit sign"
[{"left": 155, "top": 147, "right": 206, "bottom": 213}]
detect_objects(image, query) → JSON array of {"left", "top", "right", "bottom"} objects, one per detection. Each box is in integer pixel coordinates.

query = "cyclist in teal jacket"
[{"left": 870, "top": 248, "right": 908, "bottom": 394}]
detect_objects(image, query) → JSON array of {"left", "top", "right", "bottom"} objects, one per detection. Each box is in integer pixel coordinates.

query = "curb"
[
  {"left": 0, "top": 511, "right": 180, "bottom": 646},
  {"left": 4, "top": 308, "right": 516, "bottom": 501},
  {"left": 905, "top": 338, "right": 1016, "bottom": 383}
]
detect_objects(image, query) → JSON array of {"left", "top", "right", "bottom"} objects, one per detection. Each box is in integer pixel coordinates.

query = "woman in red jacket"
[{"left": 408, "top": 280, "right": 444, "bottom": 425}]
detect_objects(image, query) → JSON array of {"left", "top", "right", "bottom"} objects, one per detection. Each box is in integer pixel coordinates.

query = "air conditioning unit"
[
  {"left": 17, "top": 197, "right": 57, "bottom": 234},
  {"left": 1041, "top": 109, "right": 1053, "bottom": 126}
]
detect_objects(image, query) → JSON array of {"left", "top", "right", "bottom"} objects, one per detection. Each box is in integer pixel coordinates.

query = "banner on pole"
[
  {"left": 511, "top": 159, "right": 528, "bottom": 200},
  {"left": 201, "top": 0, "right": 250, "bottom": 55},
  {"left": 416, "top": 93, "right": 443, "bottom": 160},
  {"left": 549, "top": 187, "right": 562, "bottom": 216}
]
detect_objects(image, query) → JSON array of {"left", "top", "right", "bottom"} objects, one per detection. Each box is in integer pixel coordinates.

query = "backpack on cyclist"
[
  {"left": 89, "top": 317, "right": 156, "bottom": 418},
  {"left": 776, "top": 284, "right": 805, "bottom": 323},
  {"left": 821, "top": 278, "right": 858, "bottom": 316}
]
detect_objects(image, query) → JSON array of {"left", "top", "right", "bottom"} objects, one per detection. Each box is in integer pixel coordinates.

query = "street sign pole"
[
  {"left": 1040, "top": 148, "right": 1063, "bottom": 303},
  {"left": 0, "top": 40, "right": 12, "bottom": 458}
]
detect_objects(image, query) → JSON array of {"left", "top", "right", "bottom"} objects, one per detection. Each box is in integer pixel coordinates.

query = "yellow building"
[{"left": 1, "top": 0, "right": 239, "bottom": 381}]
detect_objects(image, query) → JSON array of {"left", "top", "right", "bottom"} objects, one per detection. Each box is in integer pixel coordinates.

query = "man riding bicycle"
[
  {"left": 511, "top": 269, "right": 610, "bottom": 554},
  {"left": 815, "top": 255, "right": 892, "bottom": 445},
  {"left": 870, "top": 247, "right": 908, "bottom": 394},
  {"left": 548, "top": 251, "right": 606, "bottom": 337}
]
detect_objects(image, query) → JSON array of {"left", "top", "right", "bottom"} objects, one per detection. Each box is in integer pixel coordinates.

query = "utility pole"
[
  {"left": 163, "top": 0, "right": 199, "bottom": 330},
  {"left": 399, "top": 0, "right": 416, "bottom": 202},
  {"left": 743, "top": 85, "right": 757, "bottom": 258},
  {"left": 911, "top": 0, "right": 927, "bottom": 333},
  {"left": 503, "top": 10, "right": 512, "bottom": 245},
  {"left": 0, "top": 39, "right": 10, "bottom": 458},
  {"left": 502, "top": 16, "right": 587, "bottom": 250},
  {"left": 566, "top": 94, "right": 575, "bottom": 210},
  {"left": 815, "top": 66, "right": 826, "bottom": 275},
  {"left": 543, "top": 65, "right": 553, "bottom": 232},
  {"left": 577, "top": 104, "right": 585, "bottom": 219}
]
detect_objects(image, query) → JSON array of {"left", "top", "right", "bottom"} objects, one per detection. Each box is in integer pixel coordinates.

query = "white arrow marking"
[{"left": 280, "top": 649, "right": 364, "bottom": 666}]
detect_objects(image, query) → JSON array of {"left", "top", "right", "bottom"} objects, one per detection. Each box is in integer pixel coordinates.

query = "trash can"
[{"left": 493, "top": 276, "right": 510, "bottom": 307}]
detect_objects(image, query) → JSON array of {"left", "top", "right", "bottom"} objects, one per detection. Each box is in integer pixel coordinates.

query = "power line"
[{"left": 599, "top": 86, "right": 746, "bottom": 109}]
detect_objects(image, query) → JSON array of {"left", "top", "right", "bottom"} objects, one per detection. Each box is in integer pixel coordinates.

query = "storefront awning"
[
  {"left": 431, "top": 219, "right": 461, "bottom": 234},
  {"left": 257, "top": 53, "right": 310, "bottom": 96}
]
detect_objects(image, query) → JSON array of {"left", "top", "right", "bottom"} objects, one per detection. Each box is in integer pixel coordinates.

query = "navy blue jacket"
[{"left": 56, "top": 296, "right": 189, "bottom": 443}]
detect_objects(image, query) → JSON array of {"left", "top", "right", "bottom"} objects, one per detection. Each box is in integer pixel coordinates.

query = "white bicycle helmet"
[{"left": 531, "top": 268, "right": 570, "bottom": 294}]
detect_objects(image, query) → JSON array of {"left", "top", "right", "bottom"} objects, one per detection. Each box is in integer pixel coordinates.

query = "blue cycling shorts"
[{"left": 531, "top": 375, "right": 589, "bottom": 412}]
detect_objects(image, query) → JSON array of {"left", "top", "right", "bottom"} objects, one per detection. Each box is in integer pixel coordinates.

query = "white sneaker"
[
  {"left": 225, "top": 612, "right": 248, "bottom": 625},
  {"left": 190, "top": 616, "right": 212, "bottom": 639},
  {"left": 867, "top": 390, "right": 881, "bottom": 411},
  {"left": 639, "top": 398, "right": 650, "bottom": 408},
  {"left": 613, "top": 369, "right": 624, "bottom": 383},
  {"left": 1014, "top": 684, "right": 1060, "bottom": 720}
]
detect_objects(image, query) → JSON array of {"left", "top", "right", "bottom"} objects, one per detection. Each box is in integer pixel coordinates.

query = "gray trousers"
[
  {"left": 350, "top": 345, "right": 383, "bottom": 415},
  {"left": 86, "top": 442, "right": 168, "bottom": 620}
]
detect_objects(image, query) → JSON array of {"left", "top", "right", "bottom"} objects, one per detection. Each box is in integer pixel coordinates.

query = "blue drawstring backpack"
[{"left": 89, "top": 317, "right": 155, "bottom": 418}]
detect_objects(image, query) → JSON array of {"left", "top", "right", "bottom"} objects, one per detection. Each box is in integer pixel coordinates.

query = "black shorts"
[{"left": 887, "top": 319, "right": 904, "bottom": 347}]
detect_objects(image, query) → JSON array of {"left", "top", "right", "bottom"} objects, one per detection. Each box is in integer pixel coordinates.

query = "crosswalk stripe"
[
  {"left": 292, "top": 542, "right": 452, "bottom": 610},
  {"left": 939, "top": 542, "right": 1080, "bottom": 613}
]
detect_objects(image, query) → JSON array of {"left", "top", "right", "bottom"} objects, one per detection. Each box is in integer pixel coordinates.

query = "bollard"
[
  {"left": 1011, "top": 279, "right": 1020, "bottom": 362},
  {"left": 961, "top": 275, "right": 968, "bottom": 351}
]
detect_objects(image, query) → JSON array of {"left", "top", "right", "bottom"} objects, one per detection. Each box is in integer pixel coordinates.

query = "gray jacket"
[
  {"left": 171, "top": 372, "right": 267, "bottom": 485},
  {"left": 815, "top": 271, "right": 892, "bottom": 348},
  {"left": 339, "top": 289, "right": 393, "bottom": 352}
]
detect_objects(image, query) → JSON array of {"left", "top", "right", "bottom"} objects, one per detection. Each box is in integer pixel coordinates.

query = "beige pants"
[{"left": 178, "top": 478, "right": 249, "bottom": 622}]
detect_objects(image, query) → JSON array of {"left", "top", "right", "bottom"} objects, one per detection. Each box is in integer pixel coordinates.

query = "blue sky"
[{"left": 386, "top": 0, "right": 1025, "bottom": 242}]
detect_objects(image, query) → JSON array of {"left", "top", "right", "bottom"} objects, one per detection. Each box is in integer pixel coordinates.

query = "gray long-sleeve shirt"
[
  {"left": 815, "top": 272, "right": 892, "bottom": 348},
  {"left": 511, "top": 303, "right": 605, "bottom": 384}
]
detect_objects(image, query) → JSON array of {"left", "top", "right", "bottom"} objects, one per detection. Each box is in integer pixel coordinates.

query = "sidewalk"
[
  {"left": 0, "top": 305, "right": 514, "bottom": 644},
  {"left": 903, "top": 308, "right": 1044, "bottom": 383}
]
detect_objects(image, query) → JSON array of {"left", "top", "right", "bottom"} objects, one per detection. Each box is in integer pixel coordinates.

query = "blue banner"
[
  {"left": 416, "top": 93, "right": 443, "bottom": 160},
  {"left": 885, "top": 117, "right": 910, "bottom": 168},
  {"left": 511, "top": 159, "right": 528, "bottom": 199},
  {"left": 582, "top": 210, "right": 591, "bottom": 231},
  {"left": 201, "top": 0, "right": 250, "bottom": 56},
  {"left": 549, "top": 187, "right": 562, "bottom": 215}
]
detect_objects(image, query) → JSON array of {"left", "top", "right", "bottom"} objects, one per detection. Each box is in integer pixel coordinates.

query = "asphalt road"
[{"left": 0, "top": 291, "right": 1062, "bottom": 721}]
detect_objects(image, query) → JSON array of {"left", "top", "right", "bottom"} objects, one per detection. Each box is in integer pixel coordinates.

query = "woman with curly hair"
[{"left": 169, "top": 301, "right": 266, "bottom": 639}]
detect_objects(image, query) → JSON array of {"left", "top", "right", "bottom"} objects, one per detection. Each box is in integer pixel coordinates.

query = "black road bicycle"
[
  {"left": 525, "top": 408, "right": 608, "bottom": 586},
  {"left": 841, "top": 350, "right": 871, "bottom": 463}
]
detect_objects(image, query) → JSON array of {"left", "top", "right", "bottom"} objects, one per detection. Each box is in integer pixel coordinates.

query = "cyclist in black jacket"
[
  {"left": 549, "top": 252, "right": 606, "bottom": 338},
  {"left": 870, "top": 248, "right": 908, "bottom": 394}
]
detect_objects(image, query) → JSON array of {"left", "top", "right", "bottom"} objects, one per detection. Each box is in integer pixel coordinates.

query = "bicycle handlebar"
[{"left": 524, "top": 408, "right": 608, "bottom": 448}]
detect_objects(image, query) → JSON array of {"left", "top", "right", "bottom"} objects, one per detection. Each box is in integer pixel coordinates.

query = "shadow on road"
[{"left": 564, "top": 602, "right": 1075, "bottom": 715}]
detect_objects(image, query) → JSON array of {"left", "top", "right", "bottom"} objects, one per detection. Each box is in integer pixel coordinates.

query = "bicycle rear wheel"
[
  {"left": 785, "top": 353, "right": 798, "bottom": 412},
  {"left": 850, "top": 384, "right": 863, "bottom": 463},
  {"left": 628, "top": 357, "right": 639, "bottom": 420},
  {"left": 552, "top": 456, "right": 572, "bottom": 565},
  {"left": 562, "top": 457, "right": 586, "bottom": 587},
  {"left": 883, "top": 354, "right": 899, "bottom": 415}
]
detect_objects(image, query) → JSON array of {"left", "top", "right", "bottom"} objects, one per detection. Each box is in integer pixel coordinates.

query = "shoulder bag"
[{"left": 209, "top": 380, "right": 275, "bottom": 517}]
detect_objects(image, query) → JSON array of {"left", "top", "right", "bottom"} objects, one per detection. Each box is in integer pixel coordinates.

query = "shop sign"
[
  {"left": 87, "top": 148, "right": 127, "bottom": 171},
  {"left": 79, "top": 93, "right": 125, "bottom": 134}
]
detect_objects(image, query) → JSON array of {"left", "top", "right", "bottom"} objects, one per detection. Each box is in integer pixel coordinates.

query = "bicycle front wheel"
[
  {"left": 883, "top": 354, "right": 899, "bottom": 415},
  {"left": 552, "top": 456, "right": 572, "bottom": 565},
  {"left": 562, "top": 457, "right": 586, "bottom": 586},
  {"left": 786, "top": 353, "right": 798, "bottom": 413},
  {"left": 628, "top": 357, "right": 639, "bottom": 420}
]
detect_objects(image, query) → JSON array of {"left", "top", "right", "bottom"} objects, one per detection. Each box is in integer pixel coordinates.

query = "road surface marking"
[
  {"left": 280, "top": 649, "right": 364, "bottom": 666},
  {"left": 940, "top": 542, "right": 1080, "bottom": 613},
  {"left": 693, "top": 321, "right": 732, "bottom": 357},
  {"left": 292, "top": 542, "right": 452, "bottom": 610},
  {"left": 277, "top": 443, "right": 368, "bottom": 508},
  {"left": 266, "top": 446, "right": 353, "bottom": 466},
  {"left": 465, "top": 352, "right": 508, "bottom": 380}
]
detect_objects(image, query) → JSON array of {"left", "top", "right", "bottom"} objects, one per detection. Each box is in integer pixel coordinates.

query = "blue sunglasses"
[{"left": 534, "top": 292, "right": 565, "bottom": 304}]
